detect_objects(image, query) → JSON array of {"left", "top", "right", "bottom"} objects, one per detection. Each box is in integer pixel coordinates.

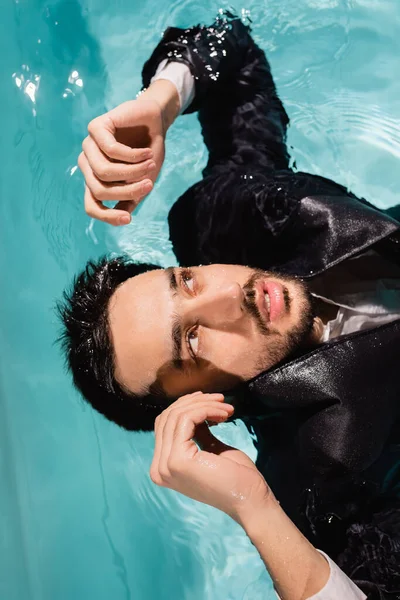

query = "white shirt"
[
  {"left": 152, "top": 59, "right": 195, "bottom": 113},
  {"left": 150, "top": 62, "right": 400, "bottom": 600},
  {"left": 277, "top": 551, "right": 366, "bottom": 600},
  {"left": 311, "top": 251, "right": 400, "bottom": 342}
]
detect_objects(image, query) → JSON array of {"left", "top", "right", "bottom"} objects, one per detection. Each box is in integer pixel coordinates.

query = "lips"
[{"left": 255, "top": 280, "right": 286, "bottom": 324}]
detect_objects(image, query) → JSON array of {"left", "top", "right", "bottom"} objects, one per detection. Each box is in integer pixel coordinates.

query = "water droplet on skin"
[
  {"left": 230, "top": 490, "right": 246, "bottom": 501},
  {"left": 197, "top": 457, "right": 217, "bottom": 469}
]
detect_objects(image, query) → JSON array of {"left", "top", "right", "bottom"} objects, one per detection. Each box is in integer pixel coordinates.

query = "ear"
[{"left": 310, "top": 316, "right": 325, "bottom": 343}]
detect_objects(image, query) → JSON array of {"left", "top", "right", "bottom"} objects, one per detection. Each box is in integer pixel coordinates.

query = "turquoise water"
[{"left": 1, "top": 1, "right": 400, "bottom": 599}]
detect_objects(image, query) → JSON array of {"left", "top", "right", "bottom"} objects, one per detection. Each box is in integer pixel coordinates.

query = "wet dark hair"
[{"left": 57, "top": 256, "right": 171, "bottom": 431}]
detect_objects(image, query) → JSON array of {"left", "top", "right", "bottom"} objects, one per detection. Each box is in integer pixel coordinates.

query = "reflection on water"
[
  {"left": 12, "top": 66, "right": 41, "bottom": 114},
  {"left": 1, "top": 1, "right": 400, "bottom": 599}
]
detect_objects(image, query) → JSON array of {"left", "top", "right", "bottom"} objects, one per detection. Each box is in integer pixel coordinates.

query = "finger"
[
  {"left": 88, "top": 116, "right": 153, "bottom": 163},
  {"left": 155, "top": 393, "right": 225, "bottom": 439},
  {"left": 151, "top": 407, "right": 174, "bottom": 485},
  {"left": 156, "top": 398, "right": 229, "bottom": 460},
  {"left": 84, "top": 185, "right": 132, "bottom": 226},
  {"left": 160, "top": 403, "right": 233, "bottom": 477},
  {"left": 155, "top": 393, "right": 225, "bottom": 430},
  {"left": 150, "top": 421, "right": 165, "bottom": 486},
  {"left": 177, "top": 404, "right": 234, "bottom": 447},
  {"left": 81, "top": 156, "right": 154, "bottom": 202},
  {"left": 151, "top": 393, "right": 226, "bottom": 481},
  {"left": 92, "top": 178, "right": 153, "bottom": 203},
  {"left": 82, "top": 136, "right": 157, "bottom": 183},
  {"left": 114, "top": 200, "right": 139, "bottom": 214},
  {"left": 168, "top": 392, "right": 225, "bottom": 411},
  {"left": 195, "top": 423, "right": 256, "bottom": 469},
  {"left": 79, "top": 151, "right": 152, "bottom": 212}
]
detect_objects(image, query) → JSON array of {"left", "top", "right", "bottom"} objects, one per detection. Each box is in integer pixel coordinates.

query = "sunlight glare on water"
[{"left": 1, "top": 1, "right": 399, "bottom": 599}]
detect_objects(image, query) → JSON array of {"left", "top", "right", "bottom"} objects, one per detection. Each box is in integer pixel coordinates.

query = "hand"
[
  {"left": 150, "top": 392, "right": 271, "bottom": 524},
  {"left": 78, "top": 80, "right": 179, "bottom": 226}
]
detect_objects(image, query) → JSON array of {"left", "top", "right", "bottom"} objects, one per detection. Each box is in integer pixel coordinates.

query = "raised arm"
[
  {"left": 150, "top": 393, "right": 367, "bottom": 600},
  {"left": 142, "top": 13, "right": 290, "bottom": 175},
  {"left": 78, "top": 14, "right": 291, "bottom": 226}
]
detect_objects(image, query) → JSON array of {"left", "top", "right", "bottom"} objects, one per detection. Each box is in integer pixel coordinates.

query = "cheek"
[
  {"left": 210, "top": 329, "right": 289, "bottom": 382},
  {"left": 208, "top": 331, "right": 264, "bottom": 376}
]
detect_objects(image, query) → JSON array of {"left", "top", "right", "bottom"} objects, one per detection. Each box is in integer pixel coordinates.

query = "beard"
[{"left": 242, "top": 269, "right": 316, "bottom": 374}]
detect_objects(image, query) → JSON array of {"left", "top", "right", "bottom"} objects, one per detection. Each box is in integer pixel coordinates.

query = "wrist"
[{"left": 143, "top": 80, "right": 180, "bottom": 133}]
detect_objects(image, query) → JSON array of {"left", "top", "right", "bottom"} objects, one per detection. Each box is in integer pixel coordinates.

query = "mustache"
[
  {"left": 242, "top": 271, "right": 272, "bottom": 335},
  {"left": 242, "top": 270, "right": 293, "bottom": 336},
  {"left": 243, "top": 290, "right": 269, "bottom": 335}
]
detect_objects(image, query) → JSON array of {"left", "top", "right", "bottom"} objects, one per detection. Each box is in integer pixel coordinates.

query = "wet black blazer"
[{"left": 143, "top": 15, "right": 400, "bottom": 596}]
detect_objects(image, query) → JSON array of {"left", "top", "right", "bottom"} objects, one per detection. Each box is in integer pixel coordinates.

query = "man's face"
[{"left": 108, "top": 264, "right": 317, "bottom": 398}]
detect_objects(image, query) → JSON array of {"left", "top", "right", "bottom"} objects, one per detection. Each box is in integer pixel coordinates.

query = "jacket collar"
[{"left": 243, "top": 318, "right": 400, "bottom": 473}]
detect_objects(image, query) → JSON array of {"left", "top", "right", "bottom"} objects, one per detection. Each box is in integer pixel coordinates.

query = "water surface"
[{"left": 1, "top": 1, "right": 399, "bottom": 598}]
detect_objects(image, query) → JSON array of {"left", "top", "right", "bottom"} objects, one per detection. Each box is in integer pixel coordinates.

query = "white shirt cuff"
[
  {"left": 275, "top": 550, "right": 367, "bottom": 600},
  {"left": 150, "top": 60, "right": 195, "bottom": 114}
]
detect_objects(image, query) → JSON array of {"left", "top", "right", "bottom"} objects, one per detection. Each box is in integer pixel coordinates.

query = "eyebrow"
[{"left": 166, "top": 267, "right": 184, "bottom": 370}]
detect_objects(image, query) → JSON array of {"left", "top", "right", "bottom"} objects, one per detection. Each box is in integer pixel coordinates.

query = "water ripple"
[{"left": 3, "top": 1, "right": 400, "bottom": 599}]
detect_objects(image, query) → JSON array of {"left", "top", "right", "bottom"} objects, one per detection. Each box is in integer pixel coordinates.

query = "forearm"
[
  {"left": 240, "top": 495, "right": 366, "bottom": 600},
  {"left": 240, "top": 494, "right": 329, "bottom": 600},
  {"left": 141, "top": 79, "right": 180, "bottom": 132}
]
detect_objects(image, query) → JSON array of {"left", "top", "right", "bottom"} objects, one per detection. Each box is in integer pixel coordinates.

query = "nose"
[{"left": 184, "top": 281, "right": 245, "bottom": 328}]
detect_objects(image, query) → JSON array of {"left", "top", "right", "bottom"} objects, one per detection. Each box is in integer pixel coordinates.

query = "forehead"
[{"left": 108, "top": 269, "right": 173, "bottom": 394}]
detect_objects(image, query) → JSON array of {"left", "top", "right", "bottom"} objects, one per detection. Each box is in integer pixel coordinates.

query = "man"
[{"left": 60, "top": 14, "right": 400, "bottom": 598}]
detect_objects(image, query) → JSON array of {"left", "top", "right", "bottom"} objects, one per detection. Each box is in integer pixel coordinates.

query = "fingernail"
[
  {"left": 147, "top": 161, "right": 156, "bottom": 173},
  {"left": 142, "top": 180, "right": 153, "bottom": 193},
  {"left": 119, "top": 215, "right": 130, "bottom": 225},
  {"left": 143, "top": 149, "right": 153, "bottom": 159}
]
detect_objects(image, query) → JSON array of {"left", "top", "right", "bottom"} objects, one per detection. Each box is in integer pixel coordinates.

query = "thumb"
[{"left": 114, "top": 200, "right": 137, "bottom": 215}]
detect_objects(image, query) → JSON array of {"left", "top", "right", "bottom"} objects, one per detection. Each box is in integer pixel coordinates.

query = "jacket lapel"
[
  {"left": 246, "top": 318, "right": 400, "bottom": 474},
  {"left": 275, "top": 195, "right": 400, "bottom": 278}
]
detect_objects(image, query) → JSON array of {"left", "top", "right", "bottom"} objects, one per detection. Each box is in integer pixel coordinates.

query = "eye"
[
  {"left": 180, "top": 268, "right": 195, "bottom": 294},
  {"left": 187, "top": 327, "right": 199, "bottom": 359}
]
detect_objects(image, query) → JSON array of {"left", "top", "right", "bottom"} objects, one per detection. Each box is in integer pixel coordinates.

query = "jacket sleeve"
[
  {"left": 167, "top": 166, "right": 354, "bottom": 269},
  {"left": 250, "top": 415, "right": 400, "bottom": 600},
  {"left": 302, "top": 480, "right": 400, "bottom": 600},
  {"left": 143, "top": 13, "right": 357, "bottom": 269},
  {"left": 142, "top": 12, "right": 290, "bottom": 175}
]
